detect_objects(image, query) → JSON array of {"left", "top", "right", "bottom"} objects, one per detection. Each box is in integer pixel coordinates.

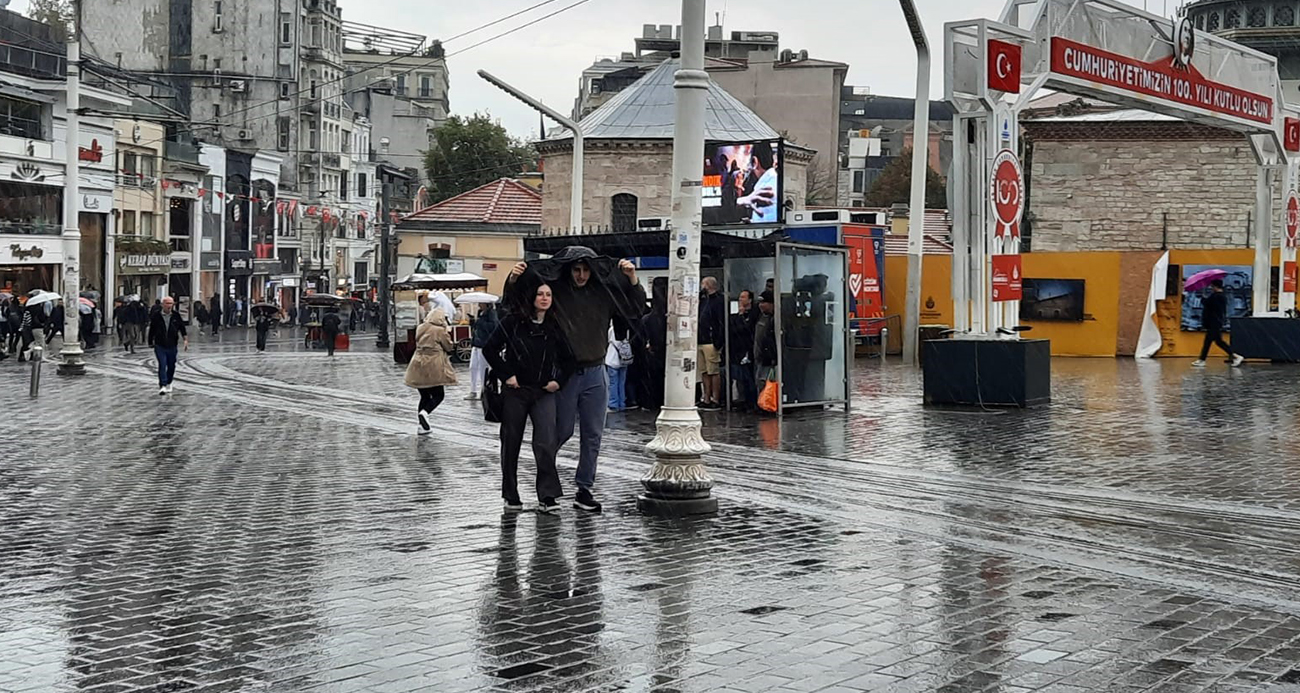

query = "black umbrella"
[{"left": 250, "top": 302, "right": 279, "bottom": 317}]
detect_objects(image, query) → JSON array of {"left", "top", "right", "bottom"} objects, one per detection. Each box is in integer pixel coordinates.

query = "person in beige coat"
[{"left": 405, "top": 308, "right": 457, "bottom": 434}]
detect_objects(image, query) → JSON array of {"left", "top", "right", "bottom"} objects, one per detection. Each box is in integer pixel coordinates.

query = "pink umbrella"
[
  {"left": 1184, "top": 268, "right": 1228, "bottom": 292},
  {"left": 78, "top": 296, "right": 95, "bottom": 307}
]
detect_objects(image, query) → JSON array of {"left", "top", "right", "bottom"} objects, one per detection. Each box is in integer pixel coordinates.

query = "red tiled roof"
[{"left": 401, "top": 178, "right": 541, "bottom": 226}]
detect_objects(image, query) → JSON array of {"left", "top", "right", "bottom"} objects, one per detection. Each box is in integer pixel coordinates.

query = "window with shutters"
[{"left": 611, "top": 193, "right": 638, "bottom": 233}]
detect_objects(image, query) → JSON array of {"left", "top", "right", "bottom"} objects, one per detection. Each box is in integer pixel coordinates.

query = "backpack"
[{"left": 615, "top": 339, "right": 633, "bottom": 364}]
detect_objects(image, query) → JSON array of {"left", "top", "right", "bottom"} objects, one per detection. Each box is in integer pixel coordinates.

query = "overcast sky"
[{"left": 13, "top": 0, "right": 1180, "bottom": 139}]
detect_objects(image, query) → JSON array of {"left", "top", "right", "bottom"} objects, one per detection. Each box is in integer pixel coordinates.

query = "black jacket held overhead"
[
  {"left": 148, "top": 310, "right": 187, "bottom": 348},
  {"left": 484, "top": 313, "right": 577, "bottom": 391},
  {"left": 505, "top": 246, "right": 647, "bottom": 367}
]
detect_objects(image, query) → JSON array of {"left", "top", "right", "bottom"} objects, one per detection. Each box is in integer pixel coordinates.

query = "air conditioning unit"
[
  {"left": 787, "top": 209, "right": 886, "bottom": 226},
  {"left": 229, "top": 79, "right": 247, "bottom": 93},
  {"left": 636, "top": 217, "right": 671, "bottom": 231}
]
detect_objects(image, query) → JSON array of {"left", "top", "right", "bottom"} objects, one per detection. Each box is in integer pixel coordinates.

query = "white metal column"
[{"left": 1252, "top": 165, "right": 1273, "bottom": 316}]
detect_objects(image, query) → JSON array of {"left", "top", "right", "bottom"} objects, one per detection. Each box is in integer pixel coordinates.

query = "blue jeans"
[
  {"left": 556, "top": 365, "right": 608, "bottom": 491},
  {"left": 606, "top": 366, "right": 628, "bottom": 411},
  {"left": 155, "top": 345, "right": 178, "bottom": 386}
]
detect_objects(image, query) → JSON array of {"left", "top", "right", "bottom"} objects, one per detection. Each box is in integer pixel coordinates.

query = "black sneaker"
[
  {"left": 503, "top": 498, "right": 524, "bottom": 512},
  {"left": 573, "top": 489, "right": 602, "bottom": 513},
  {"left": 538, "top": 497, "right": 561, "bottom": 514}
]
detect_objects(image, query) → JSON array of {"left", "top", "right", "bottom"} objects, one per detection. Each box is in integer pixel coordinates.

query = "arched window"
[
  {"left": 1207, "top": 11, "right": 1220, "bottom": 29},
  {"left": 611, "top": 193, "right": 638, "bottom": 233},
  {"left": 1225, "top": 8, "right": 1241, "bottom": 27},
  {"left": 1277, "top": 6, "right": 1294, "bottom": 25},
  {"left": 1247, "top": 7, "right": 1267, "bottom": 27}
]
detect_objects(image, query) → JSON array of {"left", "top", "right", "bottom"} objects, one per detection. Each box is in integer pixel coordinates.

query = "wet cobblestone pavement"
[{"left": 4, "top": 329, "right": 1300, "bottom": 692}]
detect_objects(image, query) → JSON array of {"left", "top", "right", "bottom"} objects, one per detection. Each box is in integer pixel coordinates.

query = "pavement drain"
[{"left": 739, "top": 605, "right": 789, "bottom": 615}]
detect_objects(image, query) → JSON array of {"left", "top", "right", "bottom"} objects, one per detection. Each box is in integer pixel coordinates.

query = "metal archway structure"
[{"left": 944, "top": 0, "right": 1298, "bottom": 339}]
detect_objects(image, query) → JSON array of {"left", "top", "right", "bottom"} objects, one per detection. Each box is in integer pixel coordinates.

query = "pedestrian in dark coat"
[
  {"left": 484, "top": 282, "right": 575, "bottom": 513},
  {"left": 1195, "top": 278, "right": 1245, "bottom": 367},
  {"left": 147, "top": 296, "right": 188, "bottom": 394},
  {"left": 255, "top": 313, "right": 273, "bottom": 351},
  {"left": 45, "top": 303, "right": 64, "bottom": 345},
  {"left": 208, "top": 296, "right": 222, "bottom": 335},
  {"left": 321, "top": 310, "right": 342, "bottom": 356}
]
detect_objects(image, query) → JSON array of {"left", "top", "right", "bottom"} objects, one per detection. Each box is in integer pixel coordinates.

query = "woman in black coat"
[{"left": 483, "top": 282, "right": 576, "bottom": 514}]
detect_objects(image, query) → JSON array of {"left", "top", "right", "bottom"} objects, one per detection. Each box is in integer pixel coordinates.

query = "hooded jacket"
[
  {"left": 506, "top": 246, "right": 647, "bottom": 367},
  {"left": 404, "top": 308, "right": 457, "bottom": 388},
  {"left": 484, "top": 311, "right": 576, "bottom": 391}
]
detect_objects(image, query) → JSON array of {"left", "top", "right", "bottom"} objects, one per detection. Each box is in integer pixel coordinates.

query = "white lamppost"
[
  {"left": 899, "top": 0, "right": 931, "bottom": 366},
  {"left": 58, "top": 5, "right": 85, "bottom": 375},
  {"left": 477, "top": 70, "right": 584, "bottom": 232},
  {"left": 638, "top": 0, "right": 716, "bottom": 516}
]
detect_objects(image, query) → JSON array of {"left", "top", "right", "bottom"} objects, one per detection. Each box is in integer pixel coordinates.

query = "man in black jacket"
[
  {"left": 1194, "top": 279, "right": 1244, "bottom": 367},
  {"left": 148, "top": 296, "right": 188, "bottom": 394},
  {"left": 727, "top": 289, "right": 758, "bottom": 411},
  {"left": 508, "top": 246, "right": 646, "bottom": 513}
]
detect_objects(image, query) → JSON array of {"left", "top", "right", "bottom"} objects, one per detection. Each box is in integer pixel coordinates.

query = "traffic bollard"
[
  {"left": 29, "top": 344, "right": 43, "bottom": 397},
  {"left": 879, "top": 327, "right": 889, "bottom": 360}
]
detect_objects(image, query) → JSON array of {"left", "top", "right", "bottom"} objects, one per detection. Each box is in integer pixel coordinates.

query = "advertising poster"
[
  {"left": 1181, "top": 264, "right": 1252, "bottom": 331},
  {"left": 1020, "top": 279, "right": 1086, "bottom": 321},
  {"left": 702, "top": 140, "right": 783, "bottom": 226},
  {"left": 1284, "top": 261, "right": 1297, "bottom": 294},
  {"left": 842, "top": 225, "right": 885, "bottom": 323},
  {"left": 991, "top": 254, "right": 1023, "bottom": 302}
]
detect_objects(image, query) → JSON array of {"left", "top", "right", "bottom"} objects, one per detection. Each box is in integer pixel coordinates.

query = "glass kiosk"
[{"left": 723, "top": 242, "right": 851, "bottom": 415}]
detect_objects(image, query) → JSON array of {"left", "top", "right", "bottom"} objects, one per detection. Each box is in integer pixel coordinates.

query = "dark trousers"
[
  {"left": 500, "top": 387, "right": 563, "bottom": 503},
  {"left": 155, "top": 345, "right": 178, "bottom": 386},
  {"left": 1200, "top": 328, "right": 1234, "bottom": 360},
  {"left": 256, "top": 327, "right": 269, "bottom": 351},
  {"left": 324, "top": 329, "right": 338, "bottom": 356},
  {"left": 729, "top": 362, "right": 758, "bottom": 408},
  {"left": 210, "top": 319, "right": 220, "bottom": 335},
  {"left": 418, "top": 386, "right": 445, "bottom": 412},
  {"left": 6, "top": 332, "right": 18, "bottom": 354}
]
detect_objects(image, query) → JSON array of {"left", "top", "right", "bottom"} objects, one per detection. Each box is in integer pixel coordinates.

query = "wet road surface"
[{"left": 4, "top": 329, "right": 1300, "bottom": 692}]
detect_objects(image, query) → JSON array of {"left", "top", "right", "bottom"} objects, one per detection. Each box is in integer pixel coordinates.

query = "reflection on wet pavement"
[{"left": 3, "top": 335, "right": 1300, "bottom": 691}]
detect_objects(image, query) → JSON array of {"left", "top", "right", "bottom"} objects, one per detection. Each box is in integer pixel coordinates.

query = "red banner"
[
  {"left": 991, "top": 255, "right": 1023, "bottom": 302},
  {"left": 1050, "top": 37, "right": 1272, "bottom": 125},
  {"left": 988, "top": 40, "right": 1022, "bottom": 94},
  {"left": 844, "top": 232, "right": 883, "bottom": 322},
  {"left": 1285, "top": 261, "right": 1298, "bottom": 294}
]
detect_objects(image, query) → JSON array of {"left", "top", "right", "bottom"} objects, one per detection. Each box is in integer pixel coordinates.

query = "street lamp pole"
[
  {"left": 58, "top": 3, "right": 85, "bottom": 376},
  {"left": 638, "top": 0, "right": 716, "bottom": 517},
  {"left": 477, "top": 70, "right": 583, "bottom": 232},
  {"left": 899, "top": 0, "right": 931, "bottom": 367},
  {"left": 376, "top": 172, "right": 393, "bottom": 351}
]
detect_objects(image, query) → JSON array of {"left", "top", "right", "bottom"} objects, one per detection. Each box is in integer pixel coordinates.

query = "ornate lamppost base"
[
  {"left": 57, "top": 354, "right": 86, "bottom": 376},
  {"left": 640, "top": 413, "right": 718, "bottom": 517}
]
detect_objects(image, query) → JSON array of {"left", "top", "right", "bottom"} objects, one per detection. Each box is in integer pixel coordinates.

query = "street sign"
[
  {"left": 990, "top": 149, "right": 1024, "bottom": 238},
  {"left": 1287, "top": 190, "right": 1300, "bottom": 249},
  {"left": 991, "top": 254, "right": 1023, "bottom": 302},
  {"left": 988, "top": 40, "right": 1021, "bottom": 94}
]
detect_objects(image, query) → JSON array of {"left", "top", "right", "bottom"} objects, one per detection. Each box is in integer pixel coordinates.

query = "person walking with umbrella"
[
  {"left": 321, "top": 308, "right": 342, "bottom": 357},
  {"left": 404, "top": 307, "right": 457, "bottom": 435},
  {"left": 45, "top": 299, "right": 64, "bottom": 346},
  {"left": 466, "top": 298, "right": 501, "bottom": 400},
  {"left": 1193, "top": 278, "right": 1244, "bottom": 367}
]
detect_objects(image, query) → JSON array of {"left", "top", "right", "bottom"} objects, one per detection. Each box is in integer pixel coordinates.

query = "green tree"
[
  {"left": 26, "top": 0, "right": 74, "bottom": 42},
  {"left": 864, "top": 148, "right": 947, "bottom": 209},
  {"left": 423, "top": 114, "right": 538, "bottom": 203}
]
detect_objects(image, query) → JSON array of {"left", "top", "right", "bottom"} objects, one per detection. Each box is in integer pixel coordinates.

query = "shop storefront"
[
  {"left": 115, "top": 248, "right": 171, "bottom": 302},
  {"left": 199, "top": 251, "right": 222, "bottom": 307},
  {"left": 0, "top": 235, "right": 63, "bottom": 295},
  {"left": 170, "top": 251, "right": 193, "bottom": 318},
  {"left": 226, "top": 250, "right": 253, "bottom": 324}
]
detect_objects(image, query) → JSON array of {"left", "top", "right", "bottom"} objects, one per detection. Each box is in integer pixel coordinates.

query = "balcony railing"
[{"left": 116, "top": 173, "right": 158, "bottom": 189}]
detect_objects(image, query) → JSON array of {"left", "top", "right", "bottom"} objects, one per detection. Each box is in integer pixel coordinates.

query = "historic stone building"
[{"left": 538, "top": 59, "right": 813, "bottom": 232}]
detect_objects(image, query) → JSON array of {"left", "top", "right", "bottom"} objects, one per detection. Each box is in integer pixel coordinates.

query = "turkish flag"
[
  {"left": 988, "top": 40, "right": 1022, "bottom": 94},
  {"left": 1285, "top": 117, "right": 1300, "bottom": 152}
]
